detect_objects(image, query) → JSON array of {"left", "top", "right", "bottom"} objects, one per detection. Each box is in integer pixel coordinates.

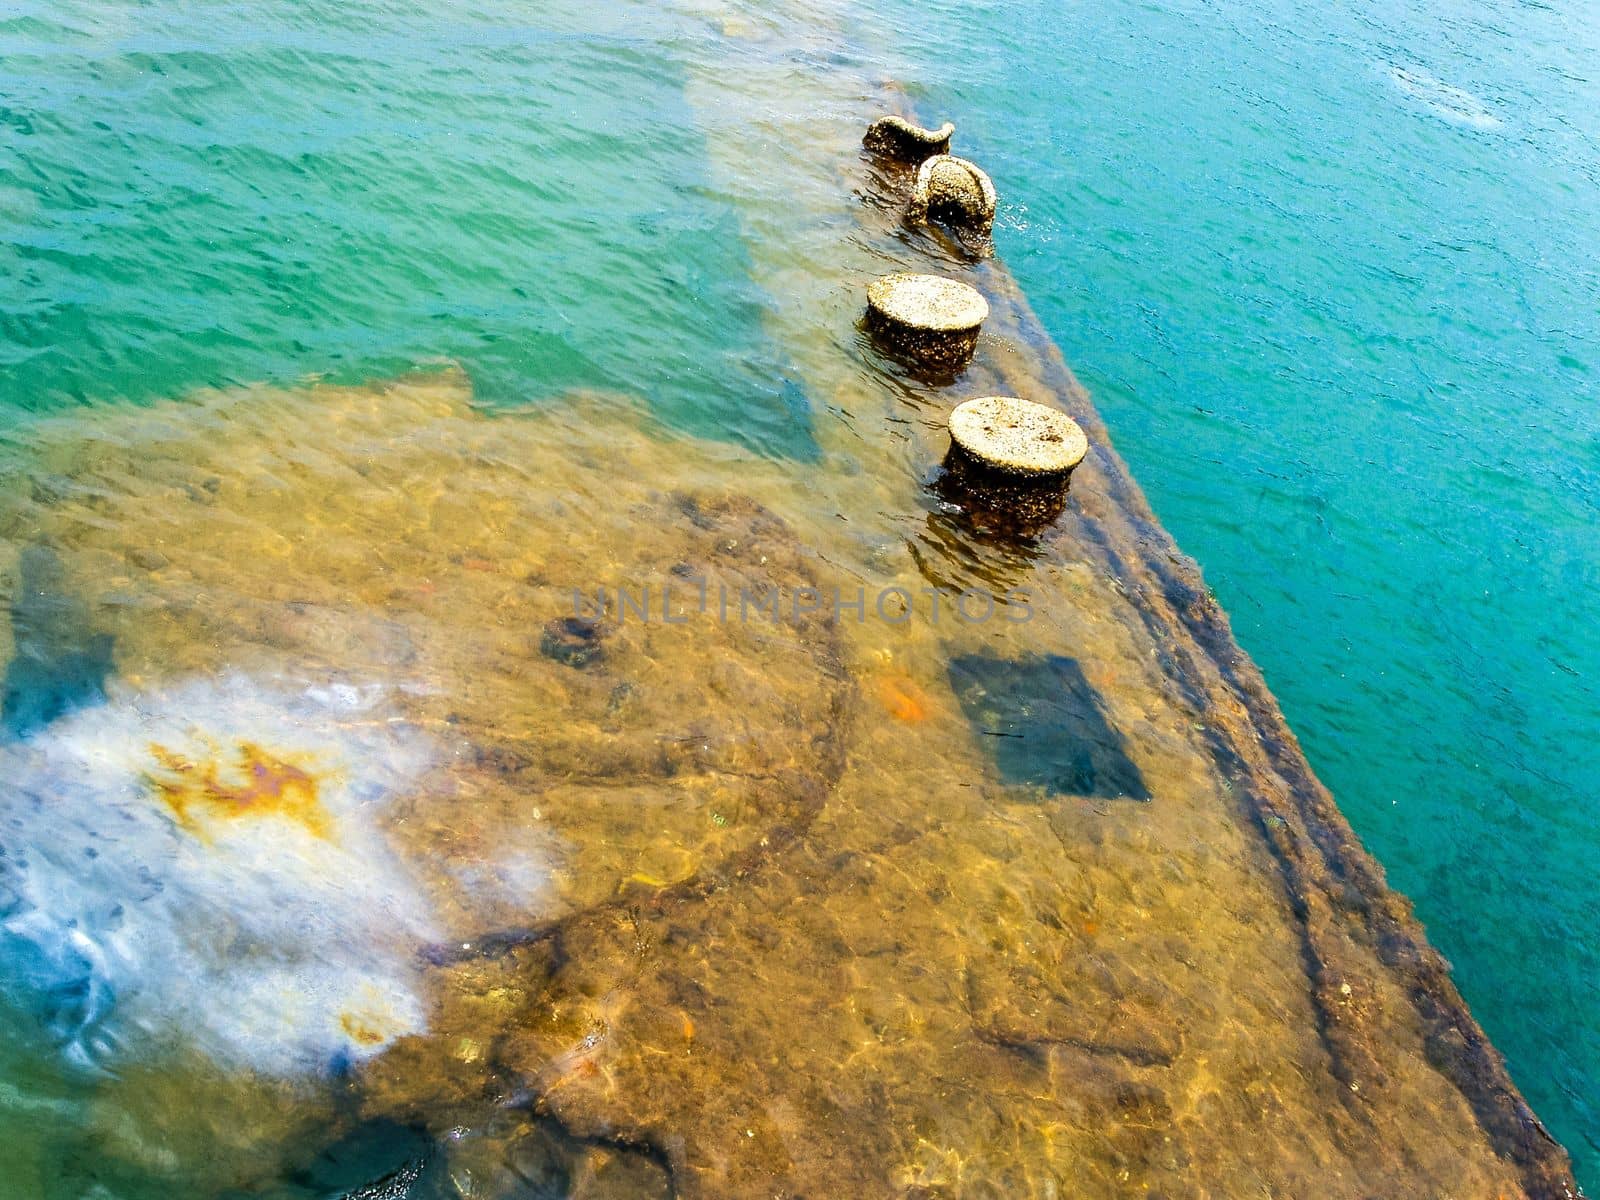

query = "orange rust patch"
[
  {"left": 340, "top": 1011, "right": 389, "bottom": 1048},
  {"left": 873, "top": 674, "right": 932, "bottom": 723},
  {"left": 146, "top": 740, "right": 331, "bottom": 840},
  {"left": 541, "top": 1049, "right": 602, "bottom": 1099}
]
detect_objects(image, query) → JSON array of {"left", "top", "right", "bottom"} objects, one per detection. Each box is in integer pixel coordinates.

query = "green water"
[
  {"left": 0, "top": 0, "right": 813, "bottom": 456},
  {"left": 0, "top": 4, "right": 828, "bottom": 1193},
  {"left": 868, "top": 0, "right": 1600, "bottom": 1181},
  {"left": 2, "top": 0, "right": 1598, "bottom": 1191}
]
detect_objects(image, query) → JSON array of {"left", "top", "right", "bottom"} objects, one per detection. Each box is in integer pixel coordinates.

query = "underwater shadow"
[
  {"left": 1, "top": 545, "right": 115, "bottom": 738},
  {"left": 948, "top": 652, "right": 1150, "bottom": 801}
]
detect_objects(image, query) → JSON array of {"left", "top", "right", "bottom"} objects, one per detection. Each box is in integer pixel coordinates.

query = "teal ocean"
[
  {"left": 865, "top": 0, "right": 1600, "bottom": 1180},
  {"left": 1, "top": 0, "right": 1597, "bottom": 1192}
]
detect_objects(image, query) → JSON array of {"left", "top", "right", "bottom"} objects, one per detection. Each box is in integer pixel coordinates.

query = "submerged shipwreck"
[{"left": 0, "top": 82, "right": 1579, "bottom": 1200}]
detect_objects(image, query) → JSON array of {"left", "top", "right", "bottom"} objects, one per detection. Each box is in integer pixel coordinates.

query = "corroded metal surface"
[
  {"left": 0, "top": 326, "right": 1577, "bottom": 1200},
  {"left": 962, "top": 261, "right": 1579, "bottom": 1199}
]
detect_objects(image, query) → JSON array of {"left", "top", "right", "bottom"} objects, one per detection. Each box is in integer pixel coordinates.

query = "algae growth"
[
  {"left": 0, "top": 6, "right": 1576, "bottom": 1194},
  {"left": 0, "top": 362, "right": 1569, "bottom": 1198}
]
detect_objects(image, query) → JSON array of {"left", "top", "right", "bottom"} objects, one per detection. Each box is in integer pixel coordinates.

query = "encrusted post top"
[
  {"left": 948, "top": 395, "right": 1088, "bottom": 477},
  {"left": 864, "top": 114, "right": 956, "bottom": 161}
]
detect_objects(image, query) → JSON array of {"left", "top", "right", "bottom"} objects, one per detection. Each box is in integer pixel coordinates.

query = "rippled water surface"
[
  {"left": 0, "top": 0, "right": 808, "bottom": 455},
  {"left": 862, "top": 0, "right": 1600, "bottom": 1181},
  {"left": 0, "top": 0, "right": 1595, "bottom": 1195}
]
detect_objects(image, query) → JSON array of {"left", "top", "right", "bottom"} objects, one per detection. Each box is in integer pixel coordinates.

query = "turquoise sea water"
[
  {"left": 0, "top": 0, "right": 811, "bottom": 456},
  {"left": 1, "top": 5, "right": 823, "bottom": 1194},
  {"left": 867, "top": 0, "right": 1600, "bottom": 1180},
  {"left": 1, "top": 0, "right": 1597, "bottom": 1192}
]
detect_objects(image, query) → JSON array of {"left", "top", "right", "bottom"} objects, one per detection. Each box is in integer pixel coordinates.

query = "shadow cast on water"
[
  {"left": 949, "top": 652, "right": 1150, "bottom": 801},
  {"left": 1, "top": 545, "right": 115, "bottom": 739}
]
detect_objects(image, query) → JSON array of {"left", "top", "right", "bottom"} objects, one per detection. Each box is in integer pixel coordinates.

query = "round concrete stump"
[
  {"left": 865, "top": 272, "right": 988, "bottom": 369},
  {"left": 864, "top": 115, "right": 955, "bottom": 162},
  {"left": 911, "top": 155, "right": 997, "bottom": 238},
  {"left": 938, "top": 397, "right": 1088, "bottom": 537},
  {"left": 948, "top": 396, "right": 1087, "bottom": 477}
]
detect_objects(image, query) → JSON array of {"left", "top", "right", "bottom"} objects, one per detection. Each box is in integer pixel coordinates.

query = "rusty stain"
[
  {"left": 873, "top": 674, "right": 932, "bottom": 723},
  {"left": 146, "top": 741, "right": 331, "bottom": 840},
  {"left": 340, "top": 1011, "right": 389, "bottom": 1048},
  {"left": 537, "top": 1030, "right": 607, "bottom": 1100}
]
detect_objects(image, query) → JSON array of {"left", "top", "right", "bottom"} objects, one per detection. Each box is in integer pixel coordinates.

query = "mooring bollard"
[
  {"left": 865, "top": 272, "right": 989, "bottom": 369},
  {"left": 938, "top": 396, "right": 1088, "bottom": 534},
  {"left": 910, "top": 155, "right": 997, "bottom": 240},
  {"left": 863, "top": 115, "right": 955, "bottom": 163},
  {"left": 948, "top": 396, "right": 1087, "bottom": 477}
]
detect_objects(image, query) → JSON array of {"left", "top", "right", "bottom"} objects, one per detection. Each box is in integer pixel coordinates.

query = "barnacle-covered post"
[
  {"left": 909, "top": 154, "right": 997, "bottom": 240},
  {"left": 863, "top": 115, "right": 955, "bottom": 162},
  {"left": 938, "top": 396, "right": 1088, "bottom": 534},
  {"left": 865, "top": 272, "right": 988, "bottom": 369}
]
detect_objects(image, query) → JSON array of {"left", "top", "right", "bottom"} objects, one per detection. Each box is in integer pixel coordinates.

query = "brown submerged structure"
[{"left": 0, "top": 42, "right": 1579, "bottom": 1200}]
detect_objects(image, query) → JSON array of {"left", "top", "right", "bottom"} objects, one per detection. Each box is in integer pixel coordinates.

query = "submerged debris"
[
  {"left": 0, "top": 364, "right": 1568, "bottom": 1199},
  {"left": 947, "top": 652, "right": 1150, "bottom": 801},
  {"left": 539, "top": 615, "right": 608, "bottom": 669}
]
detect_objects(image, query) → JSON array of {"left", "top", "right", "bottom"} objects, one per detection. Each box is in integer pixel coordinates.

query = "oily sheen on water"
[{"left": 0, "top": 675, "right": 439, "bottom": 1076}]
